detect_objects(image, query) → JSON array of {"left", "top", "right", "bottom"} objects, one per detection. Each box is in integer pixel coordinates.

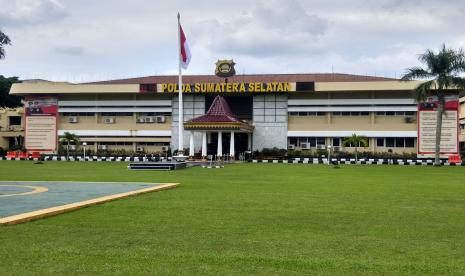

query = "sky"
[{"left": 1, "top": 0, "right": 465, "bottom": 83}]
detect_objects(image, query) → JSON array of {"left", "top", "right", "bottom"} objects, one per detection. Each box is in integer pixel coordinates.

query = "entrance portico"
[{"left": 184, "top": 95, "right": 253, "bottom": 159}]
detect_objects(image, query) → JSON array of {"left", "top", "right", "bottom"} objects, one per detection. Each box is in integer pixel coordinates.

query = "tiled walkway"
[{"left": 0, "top": 181, "right": 160, "bottom": 218}]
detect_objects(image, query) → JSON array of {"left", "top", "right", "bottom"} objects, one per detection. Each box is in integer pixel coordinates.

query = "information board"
[
  {"left": 24, "top": 97, "right": 58, "bottom": 153},
  {"left": 417, "top": 94, "right": 459, "bottom": 158}
]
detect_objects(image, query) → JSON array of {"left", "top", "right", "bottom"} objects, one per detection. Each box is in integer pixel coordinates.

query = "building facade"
[
  {"left": 0, "top": 107, "right": 24, "bottom": 151},
  {"left": 9, "top": 73, "right": 461, "bottom": 157}
]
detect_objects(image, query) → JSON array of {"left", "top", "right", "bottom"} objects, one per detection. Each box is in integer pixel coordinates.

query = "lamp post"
[
  {"left": 327, "top": 145, "right": 332, "bottom": 165},
  {"left": 82, "top": 142, "right": 87, "bottom": 160}
]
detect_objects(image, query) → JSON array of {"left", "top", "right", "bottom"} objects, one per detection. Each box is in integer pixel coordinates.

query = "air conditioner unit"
[
  {"left": 161, "top": 146, "right": 169, "bottom": 151},
  {"left": 144, "top": 117, "right": 154, "bottom": 123},
  {"left": 68, "top": 116, "right": 79, "bottom": 123},
  {"left": 317, "top": 145, "right": 326, "bottom": 150},
  {"left": 288, "top": 144, "right": 295, "bottom": 150},
  {"left": 136, "top": 118, "right": 145, "bottom": 123},
  {"left": 68, "top": 145, "right": 76, "bottom": 150},
  {"left": 300, "top": 143, "right": 310, "bottom": 149},
  {"left": 98, "top": 145, "right": 107, "bottom": 150},
  {"left": 333, "top": 146, "right": 341, "bottom": 152},
  {"left": 104, "top": 117, "right": 115, "bottom": 124},
  {"left": 156, "top": 115, "right": 166, "bottom": 123},
  {"left": 136, "top": 146, "right": 145, "bottom": 152},
  {"left": 404, "top": 116, "right": 414, "bottom": 123}
]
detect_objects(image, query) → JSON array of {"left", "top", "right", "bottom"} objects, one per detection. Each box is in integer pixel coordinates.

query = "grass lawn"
[{"left": 1, "top": 162, "right": 465, "bottom": 275}]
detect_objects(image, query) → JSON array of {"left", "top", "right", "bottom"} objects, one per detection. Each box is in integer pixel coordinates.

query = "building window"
[
  {"left": 8, "top": 116, "right": 21, "bottom": 126},
  {"left": 385, "top": 138, "right": 395, "bottom": 147},
  {"left": 377, "top": 138, "right": 384, "bottom": 147},
  {"left": 332, "top": 137, "right": 341, "bottom": 147},
  {"left": 405, "top": 138, "right": 415, "bottom": 147},
  {"left": 289, "top": 137, "right": 298, "bottom": 146},
  {"left": 395, "top": 137, "right": 405, "bottom": 147}
]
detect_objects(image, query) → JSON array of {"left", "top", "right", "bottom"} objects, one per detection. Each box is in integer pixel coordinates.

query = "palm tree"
[
  {"left": 342, "top": 134, "right": 368, "bottom": 162},
  {"left": 60, "top": 132, "right": 80, "bottom": 161},
  {"left": 401, "top": 44, "right": 465, "bottom": 165},
  {"left": 0, "top": 30, "right": 11, "bottom": 59}
]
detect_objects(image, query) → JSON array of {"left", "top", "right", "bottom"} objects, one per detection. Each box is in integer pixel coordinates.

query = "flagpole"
[{"left": 177, "top": 12, "right": 184, "bottom": 155}]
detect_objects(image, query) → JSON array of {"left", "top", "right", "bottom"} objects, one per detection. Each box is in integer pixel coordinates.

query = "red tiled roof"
[
  {"left": 188, "top": 95, "right": 241, "bottom": 123},
  {"left": 88, "top": 73, "right": 395, "bottom": 84}
]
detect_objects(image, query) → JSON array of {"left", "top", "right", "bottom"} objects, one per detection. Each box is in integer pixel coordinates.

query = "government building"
[{"left": 8, "top": 73, "right": 464, "bottom": 158}]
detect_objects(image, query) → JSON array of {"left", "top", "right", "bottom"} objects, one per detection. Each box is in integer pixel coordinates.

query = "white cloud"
[
  {"left": 192, "top": 0, "right": 329, "bottom": 58},
  {"left": 0, "top": 0, "right": 67, "bottom": 26}
]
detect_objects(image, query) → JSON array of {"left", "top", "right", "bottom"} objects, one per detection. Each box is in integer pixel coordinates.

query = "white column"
[
  {"left": 229, "top": 131, "right": 235, "bottom": 157},
  {"left": 247, "top": 133, "right": 252, "bottom": 151},
  {"left": 189, "top": 131, "right": 194, "bottom": 157},
  {"left": 217, "top": 131, "right": 223, "bottom": 156},
  {"left": 202, "top": 131, "right": 207, "bottom": 157}
]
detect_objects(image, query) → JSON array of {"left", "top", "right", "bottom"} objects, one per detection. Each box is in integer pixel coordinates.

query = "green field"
[{"left": 1, "top": 162, "right": 465, "bottom": 275}]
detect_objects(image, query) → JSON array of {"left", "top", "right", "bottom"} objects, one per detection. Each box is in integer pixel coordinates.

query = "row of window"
[
  {"left": 332, "top": 112, "right": 370, "bottom": 116},
  {"left": 288, "top": 112, "right": 326, "bottom": 116},
  {"left": 101, "top": 142, "right": 169, "bottom": 146},
  {"left": 288, "top": 137, "right": 327, "bottom": 147},
  {"left": 376, "top": 137, "right": 415, "bottom": 148},
  {"left": 136, "top": 142, "right": 170, "bottom": 146},
  {"left": 288, "top": 137, "right": 415, "bottom": 148},
  {"left": 61, "top": 112, "right": 171, "bottom": 116},
  {"left": 376, "top": 111, "right": 415, "bottom": 116},
  {"left": 288, "top": 111, "right": 416, "bottom": 116},
  {"left": 62, "top": 112, "right": 95, "bottom": 117},
  {"left": 63, "top": 142, "right": 170, "bottom": 146}
]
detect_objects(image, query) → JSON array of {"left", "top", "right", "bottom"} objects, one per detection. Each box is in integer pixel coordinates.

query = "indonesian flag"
[{"left": 180, "top": 24, "right": 191, "bottom": 69}]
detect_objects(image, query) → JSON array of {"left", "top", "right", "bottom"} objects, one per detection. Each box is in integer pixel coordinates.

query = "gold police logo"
[{"left": 215, "top": 60, "right": 236, "bottom": 78}]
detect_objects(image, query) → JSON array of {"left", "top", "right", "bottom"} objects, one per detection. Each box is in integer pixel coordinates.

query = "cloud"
[
  {"left": 191, "top": 0, "right": 329, "bottom": 58},
  {"left": 0, "top": 0, "right": 67, "bottom": 26},
  {"left": 53, "top": 46, "right": 85, "bottom": 56}
]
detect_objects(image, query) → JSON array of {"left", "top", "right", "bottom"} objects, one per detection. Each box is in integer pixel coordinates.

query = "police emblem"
[{"left": 215, "top": 60, "right": 236, "bottom": 78}]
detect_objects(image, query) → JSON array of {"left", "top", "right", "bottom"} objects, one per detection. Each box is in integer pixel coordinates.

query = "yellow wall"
[{"left": 0, "top": 108, "right": 25, "bottom": 150}]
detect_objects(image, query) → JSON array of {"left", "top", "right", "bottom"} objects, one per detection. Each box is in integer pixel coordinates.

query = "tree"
[
  {"left": 401, "top": 44, "right": 465, "bottom": 166},
  {"left": 60, "top": 132, "right": 80, "bottom": 161},
  {"left": 0, "top": 30, "right": 11, "bottom": 59},
  {"left": 342, "top": 134, "right": 368, "bottom": 163},
  {"left": 0, "top": 76, "right": 22, "bottom": 107}
]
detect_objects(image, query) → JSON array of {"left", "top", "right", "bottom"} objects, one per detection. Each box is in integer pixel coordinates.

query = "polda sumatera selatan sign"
[{"left": 157, "top": 82, "right": 295, "bottom": 93}]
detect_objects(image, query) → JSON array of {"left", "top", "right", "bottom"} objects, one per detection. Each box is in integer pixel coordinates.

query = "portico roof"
[{"left": 184, "top": 95, "right": 253, "bottom": 132}]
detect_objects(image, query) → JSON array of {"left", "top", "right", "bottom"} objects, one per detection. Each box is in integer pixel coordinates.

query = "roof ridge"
[{"left": 86, "top": 73, "right": 397, "bottom": 84}]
